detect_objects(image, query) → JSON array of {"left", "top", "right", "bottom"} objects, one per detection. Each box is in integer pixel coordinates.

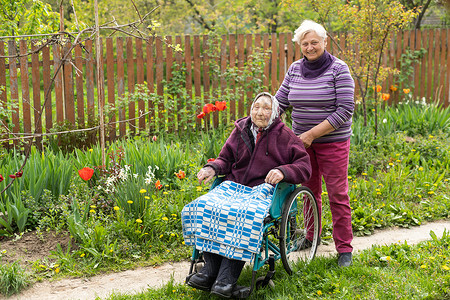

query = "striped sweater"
[{"left": 275, "top": 57, "right": 355, "bottom": 143}]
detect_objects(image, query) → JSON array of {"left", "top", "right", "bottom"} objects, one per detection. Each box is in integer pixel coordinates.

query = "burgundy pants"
[{"left": 303, "top": 139, "right": 353, "bottom": 253}]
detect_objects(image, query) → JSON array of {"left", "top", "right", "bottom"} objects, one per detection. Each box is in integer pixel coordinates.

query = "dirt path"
[{"left": 7, "top": 220, "right": 450, "bottom": 300}]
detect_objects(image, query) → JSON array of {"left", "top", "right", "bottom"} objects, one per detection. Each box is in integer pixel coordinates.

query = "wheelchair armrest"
[
  {"left": 269, "top": 182, "right": 296, "bottom": 219},
  {"left": 210, "top": 176, "right": 226, "bottom": 190}
]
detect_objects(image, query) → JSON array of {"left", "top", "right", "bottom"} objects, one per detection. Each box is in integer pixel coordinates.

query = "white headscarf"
[{"left": 250, "top": 92, "right": 280, "bottom": 130}]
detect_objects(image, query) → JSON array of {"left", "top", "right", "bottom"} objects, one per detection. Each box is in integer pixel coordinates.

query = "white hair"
[
  {"left": 292, "top": 20, "right": 327, "bottom": 44},
  {"left": 250, "top": 92, "right": 279, "bottom": 129}
]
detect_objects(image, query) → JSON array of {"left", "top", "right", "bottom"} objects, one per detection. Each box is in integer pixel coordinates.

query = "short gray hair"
[{"left": 292, "top": 20, "right": 327, "bottom": 44}]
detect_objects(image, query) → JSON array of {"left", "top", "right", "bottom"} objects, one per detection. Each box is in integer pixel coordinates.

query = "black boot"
[
  {"left": 187, "top": 252, "right": 222, "bottom": 291},
  {"left": 211, "top": 258, "right": 245, "bottom": 298}
]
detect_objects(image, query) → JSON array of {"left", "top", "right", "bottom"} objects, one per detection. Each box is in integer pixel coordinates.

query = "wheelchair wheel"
[{"left": 280, "top": 186, "right": 320, "bottom": 275}]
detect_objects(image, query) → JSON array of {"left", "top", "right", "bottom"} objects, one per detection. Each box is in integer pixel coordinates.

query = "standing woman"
[{"left": 275, "top": 20, "right": 355, "bottom": 267}]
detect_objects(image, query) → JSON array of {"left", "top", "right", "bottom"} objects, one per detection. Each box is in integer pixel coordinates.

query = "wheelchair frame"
[{"left": 186, "top": 177, "right": 320, "bottom": 298}]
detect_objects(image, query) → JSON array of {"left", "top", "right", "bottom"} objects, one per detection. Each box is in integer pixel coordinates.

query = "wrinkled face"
[
  {"left": 251, "top": 96, "right": 272, "bottom": 128},
  {"left": 300, "top": 31, "right": 327, "bottom": 61}
]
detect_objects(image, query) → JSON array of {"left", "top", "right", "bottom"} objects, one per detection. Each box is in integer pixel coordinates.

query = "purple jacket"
[{"left": 205, "top": 116, "right": 311, "bottom": 187}]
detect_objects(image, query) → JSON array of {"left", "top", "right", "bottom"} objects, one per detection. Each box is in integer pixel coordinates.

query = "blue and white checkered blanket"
[{"left": 181, "top": 180, "right": 274, "bottom": 262}]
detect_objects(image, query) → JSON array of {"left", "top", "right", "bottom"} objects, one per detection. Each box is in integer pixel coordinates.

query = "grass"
[
  {"left": 102, "top": 230, "right": 450, "bottom": 300},
  {"left": 0, "top": 261, "right": 30, "bottom": 297},
  {"left": 0, "top": 99, "right": 449, "bottom": 297}
]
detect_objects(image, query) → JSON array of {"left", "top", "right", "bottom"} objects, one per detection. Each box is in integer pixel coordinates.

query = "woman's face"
[
  {"left": 251, "top": 96, "right": 272, "bottom": 128},
  {"left": 300, "top": 31, "right": 327, "bottom": 61}
]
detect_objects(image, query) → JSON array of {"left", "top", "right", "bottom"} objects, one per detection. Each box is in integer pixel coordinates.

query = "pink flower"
[{"left": 152, "top": 135, "right": 157, "bottom": 142}]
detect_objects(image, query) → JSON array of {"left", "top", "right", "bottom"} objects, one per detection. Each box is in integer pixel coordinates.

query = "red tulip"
[
  {"left": 15, "top": 171, "right": 23, "bottom": 178},
  {"left": 207, "top": 158, "right": 216, "bottom": 163},
  {"left": 381, "top": 93, "right": 390, "bottom": 101},
  {"left": 9, "top": 175, "right": 16, "bottom": 179},
  {"left": 0, "top": 174, "right": 4, "bottom": 182},
  {"left": 215, "top": 101, "right": 227, "bottom": 111},
  {"left": 197, "top": 112, "right": 206, "bottom": 119},
  {"left": 78, "top": 167, "right": 94, "bottom": 181},
  {"left": 152, "top": 135, "right": 157, "bottom": 142},
  {"left": 202, "top": 103, "right": 215, "bottom": 114},
  {"left": 175, "top": 170, "right": 186, "bottom": 179},
  {"left": 155, "top": 179, "right": 162, "bottom": 190}
]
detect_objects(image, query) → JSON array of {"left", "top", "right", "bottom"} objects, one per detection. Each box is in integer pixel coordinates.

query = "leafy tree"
[
  {"left": 399, "top": 0, "right": 433, "bottom": 28},
  {"left": 0, "top": 0, "right": 59, "bottom": 36},
  {"left": 309, "top": 0, "right": 418, "bottom": 135}
]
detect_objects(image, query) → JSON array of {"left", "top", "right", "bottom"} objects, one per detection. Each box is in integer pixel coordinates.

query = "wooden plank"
[
  {"left": 387, "top": 32, "right": 395, "bottom": 106},
  {"left": 85, "top": 40, "right": 95, "bottom": 125},
  {"left": 245, "top": 34, "right": 253, "bottom": 115},
  {"left": 211, "top": 36, "right": 219, "bottom": 129},
  {"left": 146, "top": 37, "right": 155, "bottom": 133},
  {"left": 106, "top": 37, "right": 116, "bottom": 141},
  {"left": 414, "top": 30, "right": 421, "bottom": 99},
  {"left": 136, "top": 38, "right": 145, "bottom": 131},
  {"left": 427, "top": 30, "right": 434, "bottom": 100},
  {"left": 294, "top": 39, "right": 301, "bottom": 61},
  {"left": 63, "top": 43, "right": 75, "bottom": 124},
  {"left": 263, "top": 34, "right": 270, "bottom": 91},
  {"left": 202, "top": 35, "right": 211, "bottom": 128},
  {"left": 175, "top": 35, "right": 184, "bottom": 132},
  {"left": 116, "top": 37, "right": 126, "bottom": 138},
  {"left": 175, "top": 36, "right": 183, "bottom": 65},
  {"left": 19, "top": 40, "right": 31, "bottom": 135},
  {"left": 155, "top": 36, "right": 164, "bottom": 131},
  {"left": 271, "top": 33, "right": 278, "bottom": 94},
  {"left": 42, "top": 45, "right": 52, "bottom": 132},
  {"left": 229, "top": 34, "right": 236, "bottom": 121},
  {"left": 8, "top": 40, "right": 19, "bottom": 144},
  {"left": 220, "top": 35, "right": 228, "bottom": 125},
  {"left": 278, "top": 33, "right": 286, "bottom": 88},
  {"left": 53, "top": 43, "right": 64, "bottom": 123},
  {"left": 254, "top": 33, "right": 263, "bottom": 93},
  {"left": 166, "top": 36, "right": 174, "bottom": 131},
  {"left": 184, "top": 35, "right": 193, "bottom": 131},
  {"left": 126, "top": 37, "right": 135, "bottom": 134},
  {"left": 439, "top": 29, "right": 446, "bottom": 105},
  {"left": 286, "top": 32, "right": 293, "bottom": 70},
  {"left": 193, "top": 35, "right": 202, "bottom": 128},
  {"left": 433, "top": 29, "right": 440, "bottom": 101},
  {"left": 98, "top": 38, "right": 106, "bottom": 137},
  {"left": 0, "top": 41, "right": 8, "bottom": 148},
  {"left": 75, "top": 43, "right": 85, "bottom": 128},
  {"left": 420, "top": 30, "right": 427, "bottom": 100},
  {"left": 394, "top": 31, "right": 402, "bottom": 104},
  {"left": 237, "top": 34, "right": 245, "bottom": 118},
  {"left": 31, "top": 41, "right": 42, "bottom": 148},
  {"left": 444, "top": 28, "right": 450, "bottom": 107}
]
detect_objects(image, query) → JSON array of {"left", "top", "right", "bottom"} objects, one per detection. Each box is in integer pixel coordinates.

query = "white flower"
[
  {"left": 133, "top": 173, "right": 138, "bottom": 178},
  {"left": 383, "top": 119, "right": 387, "bottom": 123},
  {"left": 106, "top": 176, "right": 116, "bottom": 187}
]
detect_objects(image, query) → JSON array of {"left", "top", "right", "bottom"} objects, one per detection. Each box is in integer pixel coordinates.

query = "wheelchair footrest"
[{"left": 232, "top": 285, "right": 251, "bottom": 299}]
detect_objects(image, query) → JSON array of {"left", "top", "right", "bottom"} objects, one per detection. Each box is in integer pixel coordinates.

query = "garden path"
[{"left": 7, "top": 219, "right": 450, "bottom": 300}]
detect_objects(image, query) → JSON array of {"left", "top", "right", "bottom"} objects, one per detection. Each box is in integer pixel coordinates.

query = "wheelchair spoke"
[{"left": 280, "top": 186, "right": 320, "bottom": 275}]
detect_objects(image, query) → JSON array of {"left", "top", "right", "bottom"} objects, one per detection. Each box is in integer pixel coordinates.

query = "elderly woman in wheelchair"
[{"left": 181, "top": 92, "right": 315, "bottom": 298}]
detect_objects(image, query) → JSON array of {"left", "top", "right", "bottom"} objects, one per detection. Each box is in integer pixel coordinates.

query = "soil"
[{"left": 1, "top": 220, "right": 450, "bottom": 300}]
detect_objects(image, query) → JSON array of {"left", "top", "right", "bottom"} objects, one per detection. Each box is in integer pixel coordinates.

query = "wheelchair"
[{"left": 186, "top": 177, "right": 320, "bottom": 298}]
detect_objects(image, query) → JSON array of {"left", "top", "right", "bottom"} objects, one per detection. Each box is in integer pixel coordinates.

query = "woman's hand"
[
  {"left": 299, "top": 131, "right": 314, "bottom": 148},
  {"left": 265, "top": 169, "right": 284, "bottom": 185},
  {"left": 197, "top": 166, "right": 216, "bottom": 185}
]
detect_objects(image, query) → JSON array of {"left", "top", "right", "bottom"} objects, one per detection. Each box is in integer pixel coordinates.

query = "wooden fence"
[{"left": 0, "top": 29, "right": 449, "bottom": 145}]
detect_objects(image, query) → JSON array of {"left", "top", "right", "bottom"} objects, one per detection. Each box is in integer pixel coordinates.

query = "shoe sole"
[
  {"left": 186, "top": 281, "right": 212, "bottom": 291},
  {"left": 211, "top": 290, "right": 232, "bottom": 298}
]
